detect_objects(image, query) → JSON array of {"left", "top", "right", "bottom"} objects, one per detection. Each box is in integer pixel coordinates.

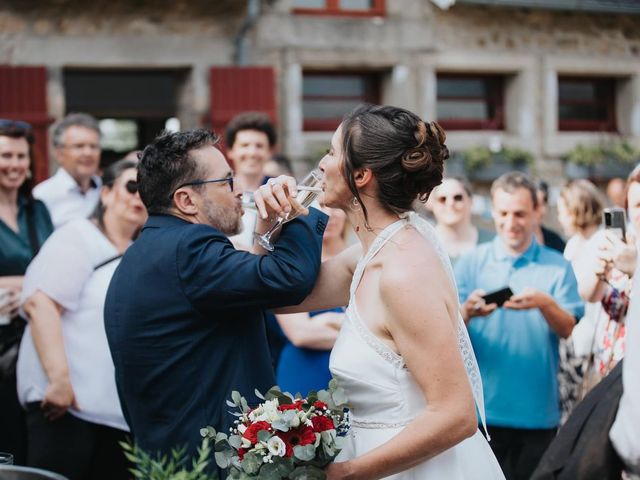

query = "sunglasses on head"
[
  {"left": 0, "top": 119, "right": 33, "bottom": 139},
  {"left": 436, "top": 194, "right": 465, "bottom": 204},
  {"left": 124, "top": 180, "right": 139, "bottom": 194}
]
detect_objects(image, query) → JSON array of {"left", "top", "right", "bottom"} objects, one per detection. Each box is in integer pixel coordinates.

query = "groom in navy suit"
[{"left": 104, "top": 129, "right": 327, "bottom": 460}]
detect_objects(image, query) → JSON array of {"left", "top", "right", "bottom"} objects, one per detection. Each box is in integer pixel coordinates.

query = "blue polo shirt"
[{"left": 454, "top": 236, "right": 583, "bottom": 429}]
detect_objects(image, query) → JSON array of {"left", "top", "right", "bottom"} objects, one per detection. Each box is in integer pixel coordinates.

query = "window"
[
  {"left": 558, "top": 77, "right": 616, "bottom": 132},
  {"left": 436, "top": 74, "right": 505, "bottom": 130},
  {"left": 293, "top": 0, "right": 385, "bottom": 16},
  {"left": 302, "top": 72, "right": 380, "bottom": 131}
]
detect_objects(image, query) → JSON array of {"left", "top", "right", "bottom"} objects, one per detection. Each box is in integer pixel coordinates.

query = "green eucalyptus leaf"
[
  {"left": 231, "top": 391, "right": 242, "bottom": 406},
  {"left": 293, "top": 444, "right": 316, "bottom": 462},
  {"left": 254, "top": 388, "right": 265, "bottom": 400},
  {"left": 215, "top": 450, "right": 232, "bottom": 469},
  {"left": 331, "top": 388, "right": 348, "bottom": 406},
  {"left": 289, "top": 465, "right": 327, "bottom": 479},
  {"left": 241, "top": 451, "right": 262, "bottom": 475},
  {"left": 228, "top": 434, "right": 243, "bottom": 449},
  {"left": 257, "top": 429, "right": 272, "bottom": 443}
]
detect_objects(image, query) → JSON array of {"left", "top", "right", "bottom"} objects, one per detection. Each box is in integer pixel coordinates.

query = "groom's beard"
[{"left": 203, "top": 199, "right": 243, "bottom": 236}]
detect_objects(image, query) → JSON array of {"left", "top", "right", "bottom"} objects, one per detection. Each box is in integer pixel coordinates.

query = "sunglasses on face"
[
  {"left": 436, "top": 194, "right": 465, "bottom": 204},
  {"left": 124, "top": 180, "right": 139, "bottom": 194}
]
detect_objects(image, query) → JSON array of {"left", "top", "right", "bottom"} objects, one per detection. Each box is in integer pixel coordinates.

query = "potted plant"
[
  {"left": 447, "top": 146, "right": 533, "bottom": 181},
  {"left": 563, "top": 141, "right": 640, "bottom": 180}
]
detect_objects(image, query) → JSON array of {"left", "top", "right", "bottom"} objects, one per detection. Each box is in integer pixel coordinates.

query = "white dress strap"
[{"left": 349, "top": 218, "right": 407, "bottom": 300}]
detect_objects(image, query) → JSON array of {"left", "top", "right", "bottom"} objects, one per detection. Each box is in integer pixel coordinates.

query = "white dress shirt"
[
  {"left": 17, "top": 219, "right": 129, "bottom": 431},
  {"left": 610, "top": 264, "right": 640, "bottom": 474},
  {"left": 33, "top": 168, "right": 101, "bottom": 229}
]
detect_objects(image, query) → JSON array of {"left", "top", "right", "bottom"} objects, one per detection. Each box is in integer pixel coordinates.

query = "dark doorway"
[{"left": 64, "top": 68, "right": 187, "bottom": 168}]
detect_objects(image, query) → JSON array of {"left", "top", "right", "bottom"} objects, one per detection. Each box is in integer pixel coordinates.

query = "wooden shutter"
[
  {"left": 0, "top": 66, "right": 50, "bottom": 182},
  {"left": 209, "top": 66, "right": 276, "bottom": 151}
]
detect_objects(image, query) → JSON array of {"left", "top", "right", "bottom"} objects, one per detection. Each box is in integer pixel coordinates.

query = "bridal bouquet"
[{"left": 202, "top": 380, "right": 350, "bottom": 479}]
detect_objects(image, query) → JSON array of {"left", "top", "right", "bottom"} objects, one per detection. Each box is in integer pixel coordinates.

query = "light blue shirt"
[{"left": 455, "top": 236, "right": 584, "bottom": 429}]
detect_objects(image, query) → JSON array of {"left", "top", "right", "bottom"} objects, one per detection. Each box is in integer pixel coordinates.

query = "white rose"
[{"left": 267, "top": 436, "right": 287, "bottom": 457}]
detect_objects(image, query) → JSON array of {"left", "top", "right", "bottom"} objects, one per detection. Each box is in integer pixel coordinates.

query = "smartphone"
[
  {"left": 603, "top": 207, "right": 626, "bottom": 241},
  {"left": 482, "top": 287, "right": 514, "bottom": 307}
]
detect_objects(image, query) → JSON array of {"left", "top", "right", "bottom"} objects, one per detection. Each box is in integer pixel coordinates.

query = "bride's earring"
[{"left": 350, "top": 196, "right": 361, "bottom": 211}]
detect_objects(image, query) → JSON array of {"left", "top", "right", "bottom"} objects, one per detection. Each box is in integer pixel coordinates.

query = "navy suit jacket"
[{"left": 104, "top": 208, "right": 327, "bottom": 458}]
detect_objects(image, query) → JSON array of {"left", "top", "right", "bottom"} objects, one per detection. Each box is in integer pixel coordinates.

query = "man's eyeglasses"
[
  {"left": 174, "top": 175, "right": 234, "bottom": 195},
  {"left": 436, "top": 194, "right": 465, "bottom": 204}
]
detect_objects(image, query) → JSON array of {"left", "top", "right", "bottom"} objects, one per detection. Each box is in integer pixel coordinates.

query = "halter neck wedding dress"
[{"left": 329, "top": 214, "right": 505, "bottom": 479}]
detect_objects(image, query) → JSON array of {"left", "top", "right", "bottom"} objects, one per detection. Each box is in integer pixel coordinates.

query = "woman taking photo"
[
  {"left": 555, "top": 179, "right": 607, "bottom": 421},
  {"left": 17, "top": 158, "right": 146, "bottom": 479},
  {"left": 0, "top": 119, "right": 54, "bottom": 464},
  {"left": 261, "top": 104, "right": 504, "bottom": 479}
]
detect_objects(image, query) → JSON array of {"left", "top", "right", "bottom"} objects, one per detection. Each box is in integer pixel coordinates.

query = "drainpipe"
[{"left": 233, "top": 0, "right": 261, "bottom": 65}]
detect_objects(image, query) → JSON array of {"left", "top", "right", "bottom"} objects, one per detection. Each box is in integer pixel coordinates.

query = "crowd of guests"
[{"left": 0, "top": 109, "right": 638, "bottom": 480}]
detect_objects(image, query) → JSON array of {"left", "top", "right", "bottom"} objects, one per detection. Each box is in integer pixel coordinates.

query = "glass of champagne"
[{"left": 256, "top": 169, "right": 323, "bottom": 252}]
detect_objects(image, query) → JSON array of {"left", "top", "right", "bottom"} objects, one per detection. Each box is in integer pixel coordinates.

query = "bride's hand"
[{"left": 324, "top": 461, "right": 354, "bottom": 480}]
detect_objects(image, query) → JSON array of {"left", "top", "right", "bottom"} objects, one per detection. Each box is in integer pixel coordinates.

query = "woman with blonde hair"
[{"left": 557, "top": 179, "right": 606, "bottom": 264}]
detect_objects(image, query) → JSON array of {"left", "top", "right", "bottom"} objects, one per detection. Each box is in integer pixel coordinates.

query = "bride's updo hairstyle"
[{"left": 340, "top": 104, "right": 448, "bottom": 221}]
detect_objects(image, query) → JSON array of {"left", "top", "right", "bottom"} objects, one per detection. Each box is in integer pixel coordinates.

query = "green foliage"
[
  {"left": 562, "top": 141, "right": 640, "bottom": 167},
  {"left": 120, "top": 437, "right": 217, "bottom": 480},
  {"left": 455, "top": 146, "right": 534, "bottom": 171}
]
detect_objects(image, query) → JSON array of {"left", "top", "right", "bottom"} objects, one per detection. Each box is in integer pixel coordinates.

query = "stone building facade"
[{"left": 1, "top": 0, "right": 640, "bottom": 182}]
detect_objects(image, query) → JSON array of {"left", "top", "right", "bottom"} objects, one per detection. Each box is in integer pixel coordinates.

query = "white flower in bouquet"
[{"left": 267, "top": 436, "right": 287, "bottom": 457}]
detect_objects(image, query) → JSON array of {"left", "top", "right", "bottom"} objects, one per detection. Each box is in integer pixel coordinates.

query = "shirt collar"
[
  {"left": 492, "top": 234, "right": 540, "bottom": 264},
  {"left": 54, "top": 167, "right": 102, "bottom": 193}
]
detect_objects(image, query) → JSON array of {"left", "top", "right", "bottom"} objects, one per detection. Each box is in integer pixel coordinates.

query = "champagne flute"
[
  {"left": 256, "top": 169, "right": 323, "bottom": 252},
  {"left": 241, "top": 191, "right": 257, "bottom": 212}
]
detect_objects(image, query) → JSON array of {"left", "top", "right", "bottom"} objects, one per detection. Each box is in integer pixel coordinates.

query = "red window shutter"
[
  {"left": 209, "top": 66, "right": 277, "bottom": 151},
  {"left": 0, "top": 66, "right": 51, "bottom": 183}
]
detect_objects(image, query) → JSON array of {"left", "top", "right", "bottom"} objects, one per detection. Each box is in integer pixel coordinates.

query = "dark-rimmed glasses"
[{"left": 173, "top": 175, "right": 234, "bottom": 196}]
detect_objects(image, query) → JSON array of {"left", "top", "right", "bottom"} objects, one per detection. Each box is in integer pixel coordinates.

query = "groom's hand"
[{"left": 254, "top": 175, "right": 305, "bottom": 220}]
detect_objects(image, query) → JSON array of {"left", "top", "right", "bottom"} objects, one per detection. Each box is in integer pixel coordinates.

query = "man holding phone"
[{"left": 454, "top": 172, "right": 584, "bottom": 480}]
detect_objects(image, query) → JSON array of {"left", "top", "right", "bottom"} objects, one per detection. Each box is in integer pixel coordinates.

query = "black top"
[{"left": 542, "top": 226, "right": 566, "bottom": 254}]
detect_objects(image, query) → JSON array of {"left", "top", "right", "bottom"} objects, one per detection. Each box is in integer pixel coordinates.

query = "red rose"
[
  {"left": 242, "top": 421, "right": 272, "bottom": 445},
  {"left": 276, "top": 425, "right": 317, "bottom": 457},
  {"left": 313, "top": 401, "right": 328, "bottom": 410},
  {"left": 311, "top": 415, "right": 335, "bottom": 432},
  {"left": 278, "top": 399, "right": 304, "bottom": 411},
  {"left": 238, "top": 447, "right": 247, "bottom": 461}
]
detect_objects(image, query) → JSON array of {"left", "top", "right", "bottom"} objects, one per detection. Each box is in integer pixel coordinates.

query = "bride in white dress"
[{"left": 277, "top": 104, "right": 505, "bottom": 479}]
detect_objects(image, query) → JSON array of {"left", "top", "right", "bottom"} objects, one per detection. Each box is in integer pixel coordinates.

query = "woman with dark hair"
[
  {"left": 17, "top": 158, "right": 146, "bottom": 479},
  {"left": 272, "top": 105, "right": 504, "bottom": 479},
  {"left": 0, "top": 119, "right": 54, "bottom": 464}
]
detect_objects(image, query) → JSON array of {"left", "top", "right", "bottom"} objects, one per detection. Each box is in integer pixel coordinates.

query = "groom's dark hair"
[{"left": 138, "top": 129, "right": 219, "bottom": 215}]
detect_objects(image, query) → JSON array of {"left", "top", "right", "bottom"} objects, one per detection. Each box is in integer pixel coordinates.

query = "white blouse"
[{"left": 17, "top": 218, "right": 129, "bottom": 431}]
